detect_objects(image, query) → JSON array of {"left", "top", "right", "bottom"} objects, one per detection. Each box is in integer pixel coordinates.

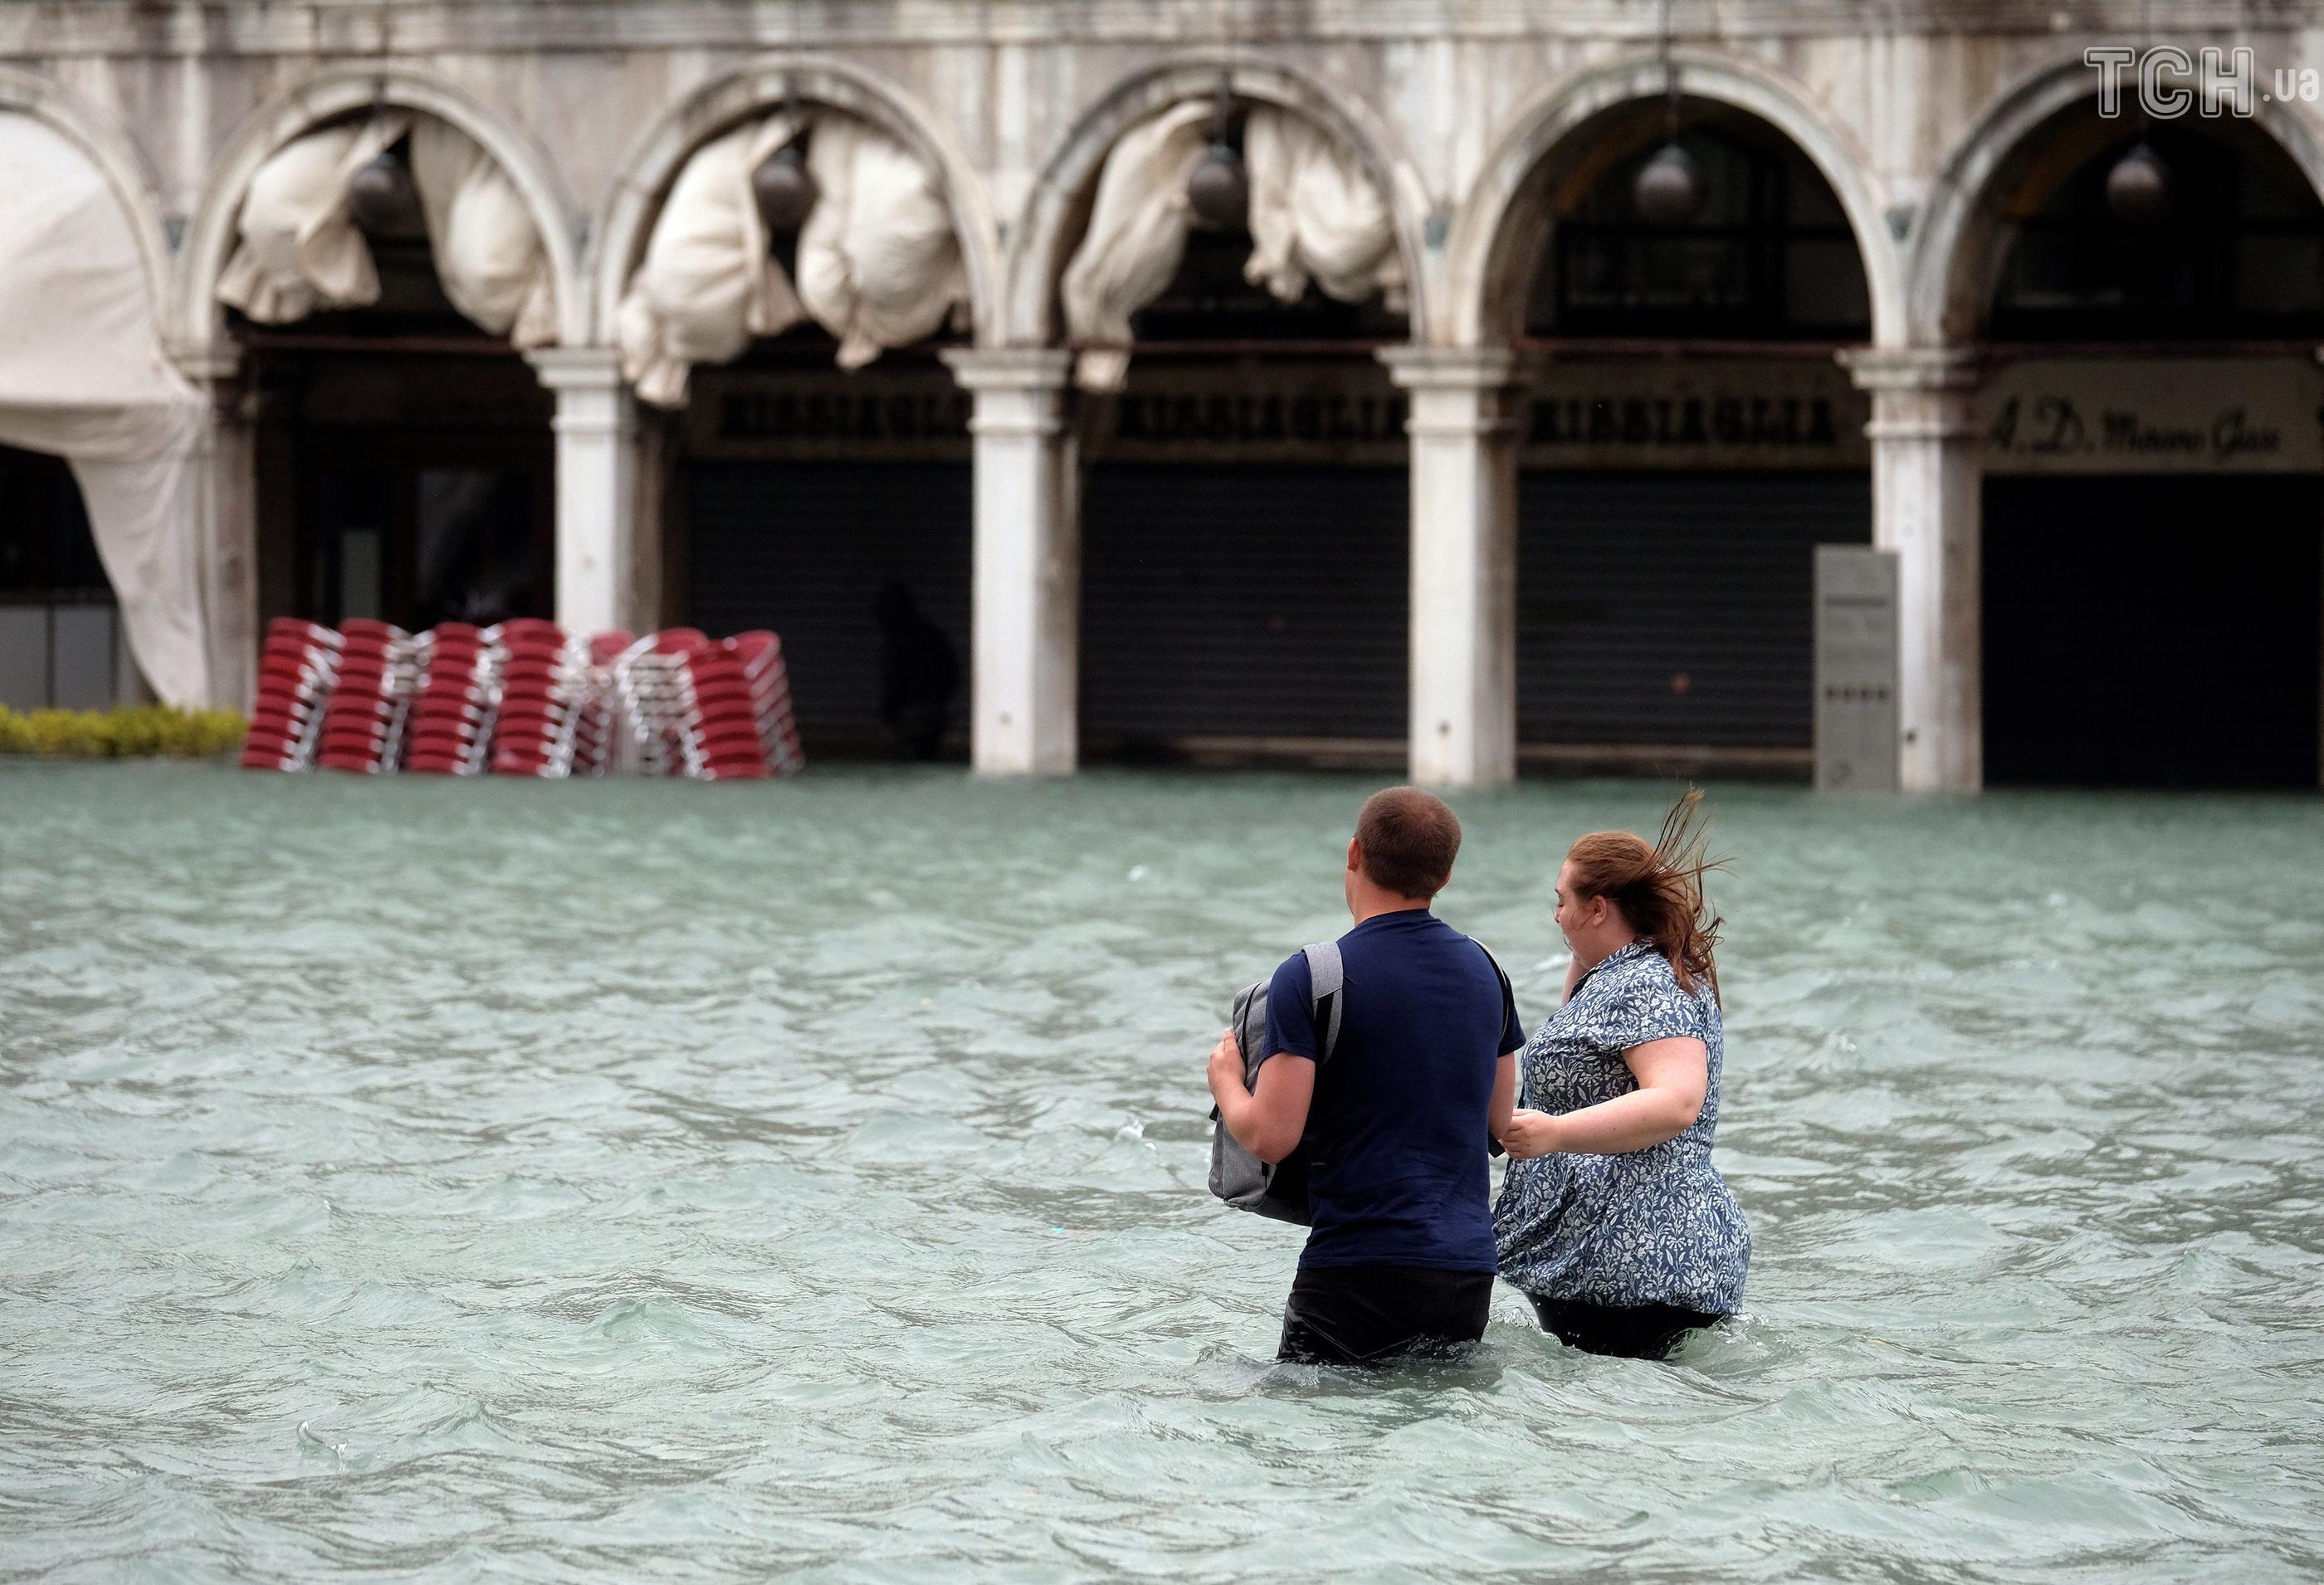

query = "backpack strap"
[
  {"left": 1474, "top": 939, "right": 1517, "bottom": 1158},
  {"left": 1474, "top": 939, "right": 1514, "bottom": 1011},
  {"left": 1301, "top": 940, "right": 1344, "bottom": 1064}
]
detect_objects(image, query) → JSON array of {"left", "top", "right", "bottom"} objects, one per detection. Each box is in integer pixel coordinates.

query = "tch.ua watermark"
[{"left": 2086, "top": 47, "right": 2324, "bottom": 117}]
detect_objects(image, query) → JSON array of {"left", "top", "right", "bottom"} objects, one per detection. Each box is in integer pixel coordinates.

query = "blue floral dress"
[{"left": 1492, "top": 939, "right": 1750, "bottom": 1313}]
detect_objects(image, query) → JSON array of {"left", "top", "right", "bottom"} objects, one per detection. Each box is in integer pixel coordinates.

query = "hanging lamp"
[
  {"left": 753, "top": 144, "right": 818, "bottom": 233},
  {"left": 1633, "top": 0, "right": 1703, "bottom": 227},
  {"left": 2105, "top": 142, "right": 2171, "bottom": 227},
  {"left": 753, "top": 84, "right": 820, "bottom": 236},
  {"left": 2108, "top": 0, "right": 2170, "bottom": 226},
  {"left": 346, "top": 76, "right": 423, "bottom": 239},
  {"left": 1186, "top": 74, "right": 1248, "bottom": 231},
  {"left": 347, "top": 145, "right": 422, "bottom": 236}
]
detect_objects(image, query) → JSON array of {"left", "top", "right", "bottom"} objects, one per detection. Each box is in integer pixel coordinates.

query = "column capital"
[
  {"left": 528, "top": 347, "right": 633, "bottom": 446},
  {"left": 1840, "top": 346, "right": 1982, "bottom": 442},
  {"left": 166, "top": 339, "right": 242, "bottom": 387},
  {"left": 945, "top": 348, "right": 1075, "bottom": 441},
  {"left": 1836, "top": 344, "right": 1983, "bottom": 394},
  {"left": 1376, "top": 345, "right": 1530, "bottom": 393},
  {"left": 525, "top": 344, "right": 627, "bottom": 393},
  {"left": 940, "top": 346, "right": 1076, "bottom": 393},
  {"left": 1381, "top": 347, "right": 1532, "bottom": 441}
]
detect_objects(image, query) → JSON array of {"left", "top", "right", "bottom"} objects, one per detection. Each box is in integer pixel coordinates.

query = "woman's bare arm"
[{"left": 1497, "top": 1038, "right": 1707, "bottom": 1158}]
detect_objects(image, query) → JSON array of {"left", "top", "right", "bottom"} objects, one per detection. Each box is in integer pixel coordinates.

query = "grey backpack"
[{"left": 1208, "top": 941, "right": 1344, "bottom": 1225}]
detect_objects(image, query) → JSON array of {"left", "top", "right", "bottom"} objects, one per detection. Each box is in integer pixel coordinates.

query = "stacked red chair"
[
  {"left": 571, "top": 631, "right": 633, "bottom": 775},
  {"left": 699, "top": 631, "right": 803, "bottom": 778},
  {"left": 487, "top": 621, "right": 591, "bottom": 778},
  {"left": 317, "top": 619, "right": 421, "bottom": 774},
  {"left": 608, "top": 631, "right": 704, "bottom": 778},
  {"left": 671, "top": 635, "right": 769, "bottom": 781},
  {"left": 735, "top": 632, "right": 802, "bottom": 776},
  {"left": 240, "top": 618, "right": 341, "bottom": 771},
  {"left": 242, "top": 621, "right": 801, "bottom": 781},
  {"left": 404, "top": 622, "right": 504, "bottom": 775}
]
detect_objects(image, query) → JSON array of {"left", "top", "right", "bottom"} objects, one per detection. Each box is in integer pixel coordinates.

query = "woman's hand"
[
  {"left": 1206, "top": 1028, "right": 1245, "bottom": 1105},
  {"left": 1498, "top": 1107, "right": 1564, "bottom": 1161}
]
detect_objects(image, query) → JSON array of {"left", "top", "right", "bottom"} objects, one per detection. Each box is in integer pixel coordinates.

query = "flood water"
[{"left": 2, "top": 763, "right": 2321, "bottom": 1582}]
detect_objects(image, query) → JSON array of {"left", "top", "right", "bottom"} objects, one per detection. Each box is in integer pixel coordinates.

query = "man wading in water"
[{"left": 1207, "top": 788, "right": 1524, "bottom": 1365}]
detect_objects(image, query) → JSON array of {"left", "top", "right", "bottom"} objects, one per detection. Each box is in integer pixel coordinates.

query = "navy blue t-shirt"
[{"left": 1263, "top": 910, "right": 1525, "bottom": 1272}]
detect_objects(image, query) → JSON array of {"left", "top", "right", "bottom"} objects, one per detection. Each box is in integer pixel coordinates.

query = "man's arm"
[{"left": 1206, "top": 1031, "right": 1316, "bottom": 1165}]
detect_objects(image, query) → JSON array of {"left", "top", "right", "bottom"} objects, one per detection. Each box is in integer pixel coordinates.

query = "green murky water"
[{"left": 2, "top": 763, "right": 2321, "bottom": 1581}]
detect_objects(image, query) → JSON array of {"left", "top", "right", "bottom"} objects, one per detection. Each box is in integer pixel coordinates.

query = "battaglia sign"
[
  {"left": 1091, "top": 362, "right": 1868, "bottom": 468},
  {"left": 1979, "top": 358, "right": 2324, "bottom": 474},
  {"left": 689, "top": 362, "right": 1417, "bottom": 465},
  {"left": 690, "top": 368, "right": 972, "bottom": 460},
  {"left": 687, "top": 356, "right": 2324, "bottom": 475},
  {"left": 1520, "top": 367, "right": 1863, "bottom": 467},
  {"left": 688, "top": 358, "right": 1872, "bottom": 469}
]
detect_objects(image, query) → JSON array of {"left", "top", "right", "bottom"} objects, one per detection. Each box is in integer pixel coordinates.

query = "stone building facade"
[{"left": 5, "top": 2, "right": 2321, "bottom": 789}]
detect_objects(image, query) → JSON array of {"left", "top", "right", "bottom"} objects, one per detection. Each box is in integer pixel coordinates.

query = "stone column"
[
  {"left": 177, "top": 347, "right": 257, "bottom": 713},
  {"left": 1841, "top": 347, "right": 1984, "bottom": 792},
  {"left": 941, "top": 348, "right": 1079, "bottom": 775},
  {"left": 527, "top": 347, "right": 642, "bottom": 636},
  {"left": 1380, "top": 347, "right": 1524, "bottom": 788}
]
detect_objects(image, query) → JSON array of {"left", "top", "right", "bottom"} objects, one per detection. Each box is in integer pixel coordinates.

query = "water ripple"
[{"left": 3, "top": 764, "right": 2322, "bottom": 1581}]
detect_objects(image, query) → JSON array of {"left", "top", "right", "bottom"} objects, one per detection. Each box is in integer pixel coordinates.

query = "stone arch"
[
  {"left": 1446, "top": 48, "right": 1903, "bottom": 349},
  {"left": 176, "top": 62, "right": 587, "bottom": 358},
  {"left": 1909, "top": 54, "right": 2324, "bottom": 346},
  {"left": 591, "top": 56, "right": 1003, "bottom": 349},
  {"left": 0, "top": 66, "right": 176, "bottom": 345},
  {"left": 1002, "top": 51, "right": 1433, "bottom": 347}
]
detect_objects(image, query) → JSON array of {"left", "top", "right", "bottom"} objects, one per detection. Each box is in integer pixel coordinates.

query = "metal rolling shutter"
[
  {"left": 1983, "top": 474, "right": 2322, "bottom": 788},
  {"left": 1517, "top": 470, "right": 1871, "bottom": 748},
  {"left": 1081, "top": 463, "right": 1408, "bottom": 744},
  {"left": 686, "top": 461, "right": 971, "bottom": 734}
]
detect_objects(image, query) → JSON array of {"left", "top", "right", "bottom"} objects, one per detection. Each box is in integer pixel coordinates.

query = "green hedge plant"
[{"left": 0, "top": 705, "right": 248, "bottom": 758}]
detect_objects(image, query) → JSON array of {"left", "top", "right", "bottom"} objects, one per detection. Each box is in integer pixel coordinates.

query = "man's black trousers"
[{"left": 1276, "top": 1262, "right": 1494, "bottom": 1366}]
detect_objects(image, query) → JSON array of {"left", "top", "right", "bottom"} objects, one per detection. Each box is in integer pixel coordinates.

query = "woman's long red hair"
[{"left": 1565, "top": 788, "right": 1728, "bottom": 1004}]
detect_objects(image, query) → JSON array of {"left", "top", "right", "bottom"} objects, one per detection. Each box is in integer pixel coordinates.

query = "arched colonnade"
[{"left": 9, "top": 45, "right": 2322, "bottom": 788}]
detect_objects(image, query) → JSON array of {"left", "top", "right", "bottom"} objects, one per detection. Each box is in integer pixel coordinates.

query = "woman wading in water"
[{"left": 1492, "top": 790, "right": 1750, "bottom": 1360}]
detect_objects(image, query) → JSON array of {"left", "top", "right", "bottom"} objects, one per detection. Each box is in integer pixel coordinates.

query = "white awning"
[
  {"left": 411, "top": 119, "right": 559, "bottom": 349},
  {"left": 1060, "top": 100, "right": 1213, "bottom": 394},
  {"left": 617, "top": 115, "right": 809, "bottom": 408},
  {"left": 794, "top": 115, "right": 973, "bottom": 370},
  {"left": 618, "top": 111, "right": 971, "bottom": 408},
  {"left": 1243, "top": 106, "right": 1405, "bottom": 314},
  {"left": 217, "top": 114, "right": 412, "bottom": 323},
  {"left": 217, "top": 112, "right": 557, "bottom": 348},
  {"left": 1061, "top": 101, "right": 1404, "bottom": 393},
  {"left": 0, "top": 113, "right": 208, "bottom": 708}
]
